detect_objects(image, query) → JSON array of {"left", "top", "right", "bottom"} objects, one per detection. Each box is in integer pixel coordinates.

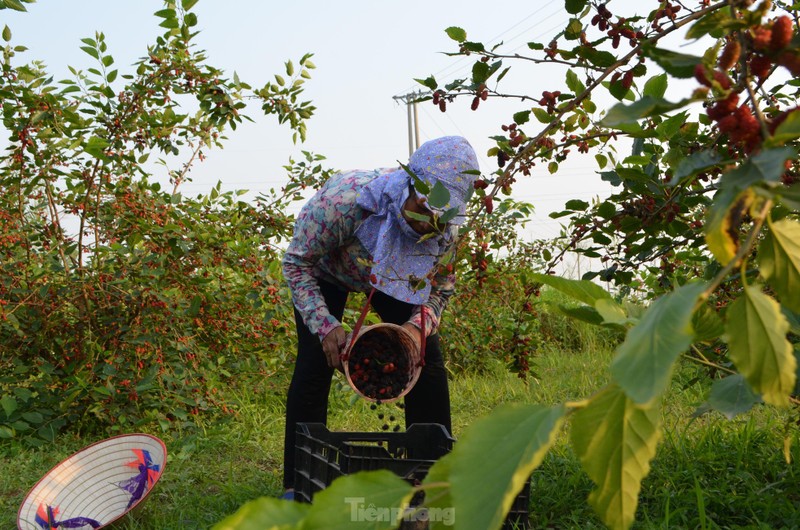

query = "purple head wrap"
[{"left": 354, "top": 136, "right": 479, "bottom": 303}]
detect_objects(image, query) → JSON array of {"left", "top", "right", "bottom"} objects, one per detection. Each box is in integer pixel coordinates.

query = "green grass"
[{"left": 3, "top": 345, "right": 799, "bottom": 529}]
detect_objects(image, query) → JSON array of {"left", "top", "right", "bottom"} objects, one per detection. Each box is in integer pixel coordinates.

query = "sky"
[{"left": 2, "top": 0, "right": 670, "bottom": 246}]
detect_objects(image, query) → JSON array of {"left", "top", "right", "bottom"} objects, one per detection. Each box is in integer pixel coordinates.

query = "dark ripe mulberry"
[
  {"left": 770, "top": 16, "right": 794, "bottom": 51},
  {"left": 695, "top": 63, "right": 711, "bottom": 87},
  {"left": 778, "top": 50, "right": 800, "bottom": 76},
  {"left": 749, "top": 54, "right": 772, "bottom": 79},
  {"left": 707, "top": 92, "right": 739, "bottom": 120},
  {"left": 621, "top": 70, "right": 634, "bottom": 90},
  {"left": 471, "top": 96, "right": 480, "bottom": 111},
  {"left": 439, "top": 99, "right": 447, "bottom": 112},
  {"left": 473, "top": 179, "right": 489, "bottom": 190},
  {"left": 712, "top": 70, "right": 732, "bottom": 90}
]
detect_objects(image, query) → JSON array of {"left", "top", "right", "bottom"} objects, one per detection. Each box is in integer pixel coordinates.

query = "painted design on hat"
[
  {"left": 118, "top": 448, "right": 161, "bottom": 509},
  {"left": 34, "top": 503, "right": 100, "bottom": 529}
]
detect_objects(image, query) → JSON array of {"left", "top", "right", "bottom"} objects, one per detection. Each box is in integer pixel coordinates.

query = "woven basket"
[
  {"left": 17, "top": 433, "right": 167, "bottom": 530},
  {"left": 343, "top": 323, "right": 421, "bottom": 404}
]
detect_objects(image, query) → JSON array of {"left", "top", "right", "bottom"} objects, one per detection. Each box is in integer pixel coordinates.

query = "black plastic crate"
[{"left": 294, "top": 422, "right": 530, "bottom": 529}]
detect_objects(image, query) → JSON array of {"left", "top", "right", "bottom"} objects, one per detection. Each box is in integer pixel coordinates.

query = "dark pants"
[{"left": 283, "top": 279, "right": 451, "bottom": 489}]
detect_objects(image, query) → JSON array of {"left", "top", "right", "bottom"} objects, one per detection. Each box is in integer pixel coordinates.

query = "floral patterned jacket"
[{"left": 281, "top": 168, "right": 456, "bottom": 342}]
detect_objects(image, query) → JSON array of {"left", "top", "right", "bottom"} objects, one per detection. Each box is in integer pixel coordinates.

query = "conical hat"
[{"left": 17, "top": 433, "right": 167, "bottom": 530}]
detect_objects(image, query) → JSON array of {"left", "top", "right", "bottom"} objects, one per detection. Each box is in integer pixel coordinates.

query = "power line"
[{"left": 394, "top": 4, "right": 565, "bottom": 98}]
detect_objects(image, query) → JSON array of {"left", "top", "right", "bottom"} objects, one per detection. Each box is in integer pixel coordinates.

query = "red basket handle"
[
  {"left": 418, "top": 306, "right": 426, "bottom": 367},
  {"left": 341, "top": 287, "right": 376, "bottom": 363}
]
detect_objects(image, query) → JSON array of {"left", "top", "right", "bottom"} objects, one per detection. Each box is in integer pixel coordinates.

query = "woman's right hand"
[{"left": 321, "top": 326, "right": 347, "bottom": 370}]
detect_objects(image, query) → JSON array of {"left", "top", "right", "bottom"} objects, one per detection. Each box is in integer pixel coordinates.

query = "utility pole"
[{"left": 393, "top": 91, "right": 424, "bottom": 156}]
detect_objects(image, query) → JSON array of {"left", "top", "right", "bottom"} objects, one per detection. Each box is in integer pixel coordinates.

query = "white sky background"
[{"left": 2, "top": 0, "right": 703, "bottom": 249}]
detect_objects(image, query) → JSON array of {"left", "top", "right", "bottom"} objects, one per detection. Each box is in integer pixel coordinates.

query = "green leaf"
[
  {"left": 565, "top": 18, "right": 583, "bottom": 40},
  {"left": 182, "top": 0, "right": 199, "bottom": 10},
  {"left": 691, "top": 303, "right": 725, "bottom": 343},
  {"left": 706, "top": 374, "right": 762, "bottom": 419},
  {"left": 767, "top": 109, "right": 800, "bottom": 145},
  {"left": 403, "top": 210, "right": 430, "bottom": 223},
  {"left": 462, "top": 41, "right": 485, "bottom": 53},
  {"left": 414, "top": 76, "right": 437, "bottom": 91},
  {"left": 80, "top": 46, "right": 99, "bottom": 59},
  {"left": 686, "top": 9, "right": 741, "bottom": 39},
  {"left": 85, "top": 136, "right": 109, "bottom": 158},
  {"left": 445, "top": 26, "right": 467, "bottom": 42},
  {"left": 600, "top": 96, "right": 690, "bottom": 128},
  {"left": 565, "top": 0, "right": 587, "bottom": 14},
  {"left": 532, "top": 107, "right": 552, "bottom": 123},
  {"left": 642, "top": 47, "right": 701, "bottom": 78},
  {"left": 472, "top": 61, "right": 489, "bottom": 85},
  {"left": 302, "top": 470, "right": 413, "bottom": 529},
  {"left": 721, "top": 147, "right": 796, "bottom": 189},
  {"left": 425, "top": 403, "right": 565, "bottom": 530},
  {"left": 571, "top": 385, "right": 662, "bottom": 530},
  {"left": 555, "top": 304, "right": 604, "bottom": 325},
  {"left": 565, "top": 199, "right": 589, "bottom": 211},
  {"left": 759, "top": 219, "right": 800, "bottom": 313},
  {"left": 0, "top": 395, "right": 16, "bottom": 418},
  {"left": 21, "top": 411, "right": 43, "bottom": 424},
  {"left": 726, "top": 286, "right": 796, "bottom": 406},
  {"left": 705, "top": 187, "right": 752, "bottom": 266},
  {"left": 575, "top": 46, "right": 617, "bottom": 68},
  {"left": 2, "top": 0, "right": 27, "bottom": 11},
  {"left": 513, "top": 110, "right": 530, "bottom": 125},
  {"left": 642, "top": 73, "right": 668, "bottom": 99},
  {"left": 212, "top": 496, "right": 310, "bottom": 530},
  {"left": 427, "top": 180, "right": 451, "bottom": 210},
  {"left": 160, "top": 17, "right": 180, "bottom": 28},
  {"left": 529, "top": 273, "right": 612, "bottom": 305},
  {"left": 611, "top": 282, "right": 707, "bottom": 405},
  {"left": 671, "top": 150, "right": 722, "bottom": 184},
  {"left": 566, "top": 69, "right": 585, "bottom": 94},
  {"left": 656, "top": 111, "right": 688, "bottom": 140},
  {"left": 706, "top": 148, "right": 794, "bottom": 265},
  {"left": 154, "top": 8, "right": 175, "bottom": 18},
  {"left": 595, "top": 298, "right": 628, "bottom": 326},
  {"left": 608, "top": 79, "right": 635, "bottom": 103},
  {"left": 2, "top": 25, "right": 11, "bottom": 42}
]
